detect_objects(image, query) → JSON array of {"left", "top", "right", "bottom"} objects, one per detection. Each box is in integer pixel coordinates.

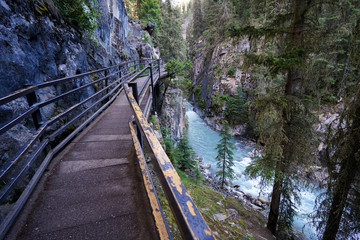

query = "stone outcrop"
[
  {"left": 0, "top": 0, "right": 159, "bottom": 98},
  {"left": 160, "top": 87, "right": 186, "bottom": 142},
  {"left": 0, "top": 0, "right": 159, "bottom": 165},
  {"left": 190, "top": 37, "right": 252, "bottom": 136}
]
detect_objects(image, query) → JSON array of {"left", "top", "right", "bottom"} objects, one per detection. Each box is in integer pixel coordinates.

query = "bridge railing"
[
  {"left": 124, "top": 67, "right": 215, "bottom": 240},
  {"left": 0, "top": 58, "right": 157, "bottom": 237}
]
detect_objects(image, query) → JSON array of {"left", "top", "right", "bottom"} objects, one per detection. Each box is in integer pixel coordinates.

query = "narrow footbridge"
[{"left": 0, "top": 59, "right": 215, "bottom": 240}]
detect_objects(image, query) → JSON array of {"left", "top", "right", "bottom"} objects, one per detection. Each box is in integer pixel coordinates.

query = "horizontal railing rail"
[
  {"left": 0, "top": 58, "right": 157, "bottom": 238},
  {"left": 0, "top": 57, "right": 205, "bottom": 240},
  {"left": 0, "top": 59, "right": 156, "bottom": 105},
  {"left": 128, "top": 120, "right": 172, "bottom": 240},
  {"left": 124, "top": 64, "right": 215, "bottom": 239}
]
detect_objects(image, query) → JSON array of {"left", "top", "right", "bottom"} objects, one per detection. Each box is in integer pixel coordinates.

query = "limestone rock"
[
  {"left": 213, "top": 213, "right": 228, "bottom": 221},
  {"left": 200, "top": 163, "right": 211, "bottom": 169},
  {"left": 226, "top": 208, "right": 239, "bottom": 219}
]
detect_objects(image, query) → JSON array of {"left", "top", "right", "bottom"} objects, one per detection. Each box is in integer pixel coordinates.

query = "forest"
[{"left": 127, "top": 0, "right": 360, "bottom": 239}]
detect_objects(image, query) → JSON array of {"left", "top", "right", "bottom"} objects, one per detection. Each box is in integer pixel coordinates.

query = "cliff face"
[
  {"left": 190, "top": 38, "right": 253, "bottom": 135},
  {"left": 0, "top": 0, "right": 158, "bottom": 98},
  {"left": 0, "top": 0, "right": 158, "bottom": 164},
  {"left": 160, "top": 88, "right": 186, "bottom": 142}
]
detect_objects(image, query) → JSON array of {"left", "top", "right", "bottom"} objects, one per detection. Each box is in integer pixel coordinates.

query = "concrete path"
[{"left": 6, "top": 81, "right": 159, "bottom": 239}]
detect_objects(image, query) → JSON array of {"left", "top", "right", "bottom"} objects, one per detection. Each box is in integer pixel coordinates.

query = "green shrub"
[
  {"left": 148, "top": 115, "right": 156, "bottom": 123},
  {"left": 225, "top": 87, "right": 248, "bottom": 125},
  {"left": 54, "top": 0, "right": 100, "bottom": 36},
  {"left": 227, "top": 67, "right": 236, "bottom": 76},
  {"left": 139, "top": 0, "right": 161, "bottom": 26}
]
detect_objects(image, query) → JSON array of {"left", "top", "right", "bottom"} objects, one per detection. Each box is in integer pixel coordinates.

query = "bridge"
[{"left": 0, "top": 59, "right": 215, "bottom": 240}]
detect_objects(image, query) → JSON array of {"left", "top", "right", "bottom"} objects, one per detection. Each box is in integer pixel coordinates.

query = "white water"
[{"left": 185, "top": 104, "right": 320, "bottom": 239}]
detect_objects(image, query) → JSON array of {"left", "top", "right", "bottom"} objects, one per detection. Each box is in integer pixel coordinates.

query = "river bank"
[{"left": 185, "top": 101, "right": 321, "bottom": 239}]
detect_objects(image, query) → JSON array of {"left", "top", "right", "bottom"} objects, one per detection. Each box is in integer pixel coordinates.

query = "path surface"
[{"left": 6, "top": 77, "right": 158, "bottom": 240}]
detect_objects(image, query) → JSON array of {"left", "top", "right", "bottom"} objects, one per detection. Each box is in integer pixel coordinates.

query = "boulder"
[
  {"left": 144, "top": 21, "right": 155, "bottom": 35},
  {"left": 226, "top": 208, "right": 239, "bottom": 219},
  {"left": 213, "top": 213, "right": 228, "bottom": 221},
  {"left": 200, "top": 163, "right": 211, "bottom": 169}
]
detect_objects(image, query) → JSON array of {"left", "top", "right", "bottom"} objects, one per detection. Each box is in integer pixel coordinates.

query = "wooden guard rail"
[
  {"left": 124, "top": 82, "right": 216, "bottom": 240},
  {"left": 0, "top": 59, "right": 158, "bottom": 238}
]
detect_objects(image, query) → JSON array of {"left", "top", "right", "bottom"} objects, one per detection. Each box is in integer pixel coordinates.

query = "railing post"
[
  {"left": 104, "top": 69, "right": 110, "bottom": 102},
  {"left": 149, "top": 64, "right": 157, "bottom": 114},
  {"left": 104, "top": 69, "right": 108, "bottom": 90},
  {"left": 119, "top": 65, "right": 122, "bottom": 83},
  {"left": 24, "top": 85, "right": 42, "bottom": 130},
  {"left": 128, "top": 82, "right": 143, "bottom": 147}
]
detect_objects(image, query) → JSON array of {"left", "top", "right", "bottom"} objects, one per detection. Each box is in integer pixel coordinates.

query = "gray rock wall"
[
  {"left": 160, "top": 88, "right": 186, "bottom": 142},
  {"left": 0, "top": 0, "right": 159, "bottom": 166},
  {"left": 190, "top": 38, "right": 251, "bottom": 135},
  {"left": 0, "top": 0, "right": 159, "bottom": 98}
]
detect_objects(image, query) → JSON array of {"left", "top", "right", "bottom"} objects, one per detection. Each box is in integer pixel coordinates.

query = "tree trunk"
[
  {"left": 222, "top": 139, "right": 226, "bottom": 188},
  {"left": 267, "top": 0, "right": 312, "bottom": 234},
  {"left": 267, "top": 165, "right": 283, "bottom": 235},
  {"left": 322, "top": 160, "right": 356, "bottom": 240},
  {"left": 267, "top": 154, "right": 290, "bottom": 235},
  {"left": 322, "top": 94, "right": 360, "bottom": 239}
]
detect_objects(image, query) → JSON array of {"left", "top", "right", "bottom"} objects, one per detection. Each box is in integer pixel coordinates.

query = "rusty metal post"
[
  {"left": 128, "top": 82, "right": 143, "bottom": 146},
  {"left": 158, "top": 59, "right": 161, "bottom": 78},
  {"left": 24, "top": 85, "right": 42, "bottom": 130},
  {"left": 149, "top": 64, "right": 156, "bottom": 114}
]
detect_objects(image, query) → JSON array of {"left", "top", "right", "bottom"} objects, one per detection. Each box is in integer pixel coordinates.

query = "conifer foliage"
[
  {"left": 215, "top": 121, "right": 235, "bottom": 188},
  {"left": 176, "top": 133, "right": 197, "bottom": 171},
  {"left": 313, "top": 17, "right": 360, "bottom": 240},
  {"left": 188, "top": 0, "right": 360, "bottom": 238},
  {"left": 138, "top": 0, "right": 161, "bottom": 26},
  {"left": 158, "top": 0, "right": 186, "bottom": 61}
]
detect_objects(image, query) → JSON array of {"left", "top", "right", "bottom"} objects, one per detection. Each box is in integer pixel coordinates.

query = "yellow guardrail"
[{"left": 124, "top": 81, "right": 215, "bottom": 240}]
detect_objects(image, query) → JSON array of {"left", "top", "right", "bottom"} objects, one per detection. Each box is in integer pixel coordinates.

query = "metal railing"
[
  {"left": 124, "top": 69, "right": 216, "bottom": 239},
  {"left": 0, "top": 58, "right": 158, "bottom": 238},
  {"left": 0, "top": 58, "right": 215, "bottom": 240}
]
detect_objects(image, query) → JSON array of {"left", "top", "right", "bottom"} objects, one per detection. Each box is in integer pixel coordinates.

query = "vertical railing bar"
[
  {"left": 128, "top": 82, "right": 143, "bottom": 147},
  {"left": 149, "top": 63, "right": 156, "bottom": 114},
  {"left": 24, "top": 84, "right": 43, "bottom": 130}
]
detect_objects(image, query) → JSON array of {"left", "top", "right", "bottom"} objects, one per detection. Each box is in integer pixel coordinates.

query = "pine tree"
[
  {"left": 157, "top": 0, "right": 186, "bottom": 61},
  {"left": 322, "top": 81, "right": 360, "bottom": 239},
  {"left": 191, "top": 0, "right": 204, "bottom": 40},
  {"left": 215, "top": 121, "right": 236, "bottom": 188},
  {"left": 176, "top": 133, "right": 196, "bottom": 171},
  {"left": 236, "top": 0, "right": 358, "bottom": 235},
  {"left": 139, "top": 0, "right": 161, "bottom": 26},
  {"left": 313, "top": 16, "right": 360, "bottom": 240}
]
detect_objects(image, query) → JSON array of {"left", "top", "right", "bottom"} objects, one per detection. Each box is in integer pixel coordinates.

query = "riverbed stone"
[
  {"left": 213, "top": 213, "right": 228, "bottom": 221},
  {"left": 201, "top": 163, "right": 211, "bottom": 169},
  {"left": 226, "top": 208, "right": 239, "bottom": 219}
]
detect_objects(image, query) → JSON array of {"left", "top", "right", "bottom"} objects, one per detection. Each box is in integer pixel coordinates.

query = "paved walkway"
[{"left": 6, "top": 78, "right": 158, "bottom": 239}]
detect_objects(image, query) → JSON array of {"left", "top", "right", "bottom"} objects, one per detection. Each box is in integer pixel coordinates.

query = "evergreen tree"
[
  {"left": 313, "top": 17, "right": 360, "bottom": 240},
  {"left": 236, "top": 0, "right": 358, "bottom": 235},
  {"left": 215, "top": 121, "right": 236, "bottom": 188},
  {"left": 157, "top": 0, "right": 186, "bottom": 61},
  {"left": 321, "top": 81, "right": 360, "bottom": 240},
  {"left": 191, "top": 0, "right": 204, "bottom": 40},
  {"left": 139, "top": 0, "right": 161, "bottom": 26},
  {"left": 176, "top": 133, "right": 196, "bottom": 171}
]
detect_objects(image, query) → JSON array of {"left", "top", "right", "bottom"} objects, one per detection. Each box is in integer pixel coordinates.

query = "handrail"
[
  {"left": 0, "top": 59, "right": 153, "bottom": 237},
  {"left": 0, "top": 58, "right": 188, "bottom": 240},
  {"left": 128, "top": 121, "right": 172, "bottom": 240},
  {"left": 0, "top": 58, "right": 156, "bottom": 105},
  {"left": 124, "top": 81, "right": 215, "bottom": 240}
]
